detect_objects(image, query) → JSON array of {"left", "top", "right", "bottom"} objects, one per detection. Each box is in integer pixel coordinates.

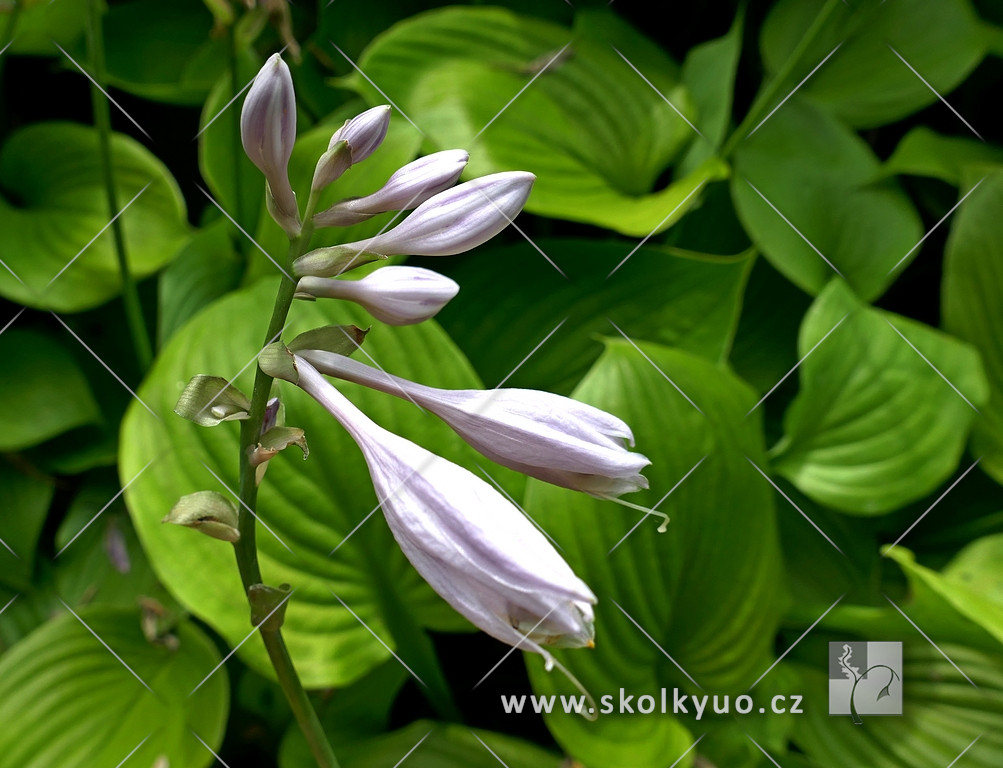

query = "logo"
[{"left": 828, "top": 641, "right": 902, "bottom": 723}]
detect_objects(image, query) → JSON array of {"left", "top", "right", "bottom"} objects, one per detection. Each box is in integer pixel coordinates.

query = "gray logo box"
[{"left": 829, "top": 641, "right": 903, "bottom": 717}]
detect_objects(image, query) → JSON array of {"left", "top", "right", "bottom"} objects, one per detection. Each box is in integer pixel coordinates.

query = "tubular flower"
[
  {"left": 293, "top": 172, "right": 535, "bottom": 277},
  {"left": 313, "top": 150, "right": 470, "bottom": 227},
  {"left": 293, "top": 355, "right": 597, "bottom": 657},
  {"left": 312, "top": 105, "right": 392, "bottom": 191},
  {"left": 297, "top": 349, "right": 651, "bottom": 498},
  {"left": 240, "top": 53, "right": 299, "bottom": 234},
  {"left": 296, "top": 267, "right": 459, "bottom": 326}
]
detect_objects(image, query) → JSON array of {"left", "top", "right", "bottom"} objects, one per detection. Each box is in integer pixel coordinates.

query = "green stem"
[
  {"left": 719, "top": 0, "right": 843, "bottom": 159},
  {"left": 235, "top": 195, "right": 339, "bottom": 768},
  {"left": 86, "top": 0, "right": 153, "bottom": 369}
]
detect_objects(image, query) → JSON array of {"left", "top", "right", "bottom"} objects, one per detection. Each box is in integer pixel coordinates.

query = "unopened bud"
[{"left": 311, "top": 106, "right": 391, "bottom": 191}]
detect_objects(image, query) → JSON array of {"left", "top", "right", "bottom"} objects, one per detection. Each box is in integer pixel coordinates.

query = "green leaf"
[
  {"left": 101, "top": 0, "right": 227, "bottom": 105},
  {"left": 773, "top": 280, "right": 987, "bottom": 514},
  {"left": 0, "top": 607, "right": 228, "bottom": 768},
  {"left": 732, "top": 99, "right": 923, "bottom": 301},
  {"left": 792, "top": 644, "right": 1003, "bottom": 768},
  {"left": 434, "top": 239, "right": 753, "bottom": 395},
  {"left": 0, "top": 122, "right": 191, "bottom": 312},
  {"left": 0, "top": 458, "right": 54, "bottom": 591},
  {"left": 0, "top": 328, "right": 100, "bottom": 451},
  {"left": 3, "top": 0, "right": 88, "bottom": 55},
  {"left": 879, "top": 128, "right": 1003, "bottom": 186},
  {"left": 120, "top": 279, "right": 524, "bottom": 687},
  {"left": 523, "top": 340, "right": 785, "bottom": 768},
  {"left": 760, "top": 0, "right": 986, "bottom": 128},
  {"left": 284, "top": 721, "right": 564, "bottom": 768},
  {"left": 158, "top": 220, "right": 244, "bottom": 346},
  {"left": 943, "top": 170, "right": 1003, "bottom": 485},
  {"left": 351, "top": 6, "right": 722, "bottom": 236}
]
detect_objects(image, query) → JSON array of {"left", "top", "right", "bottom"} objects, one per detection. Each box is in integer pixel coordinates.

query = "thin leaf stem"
[{"left": 86, "top": 0, "right": 153, "bottom": 369}]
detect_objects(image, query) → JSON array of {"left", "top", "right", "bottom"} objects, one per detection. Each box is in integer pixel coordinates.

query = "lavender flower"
[
  {"left": 296, "top": 266, "right": 459, "bottom": 325},
  {"left": 293, "top": 172, "right": 535, "bottom": 277},
  {"left": 313, "top": 150, "right": 469, "bottom": 227},
  {"left": 293, "top": 355, "right": 597, "bottom": 657},
  {"left": 241, "top": 53, "right": 300, "bottom": 235},
  {"left": 298, "top": 350, "right": 651, "bottom": 498},
  {"left": 312, "top": 105, "right": 392, "bottom": 191}
]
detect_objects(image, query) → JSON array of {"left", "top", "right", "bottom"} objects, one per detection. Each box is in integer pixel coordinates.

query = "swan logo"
[{"left": 828, "top": 642, "right": 902, "bottom": 722}]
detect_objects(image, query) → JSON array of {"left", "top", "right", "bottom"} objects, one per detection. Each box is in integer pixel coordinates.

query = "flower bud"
[
  {"left": 295, "top": 267, "right": 458, "bottom": 326},
  {"left": 298, "top": 350, "right": 650, "bottom": 498},
  {"left": 163, "top": 491, "right": 240, "bottom": 543},
  {"left": 293, "top": 356, "right": 597, "bottom": 658},
  {"left": 295, "top": 172, "right": 535, "bottom": 270},
  {"left": 313, "top": 150, "right": 469, "bottom": 227},
  {"left": 311, "top": 105, "right": 392, "bottom": 191},
  {"left": 241, "top": 53, "right": 300, "bottom": 234}
]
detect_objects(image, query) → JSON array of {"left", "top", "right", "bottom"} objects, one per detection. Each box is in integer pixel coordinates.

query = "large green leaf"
[
  {"left": 943, "top": 170, "right": 1003, "bottom": 485},
  {"left": 522, "top": 340, "right": 784, "bottom": 768},
  {"left": 351, "top": 6, "right": 727, "bottom": 236},
  {"left": 121, "top": 279, "right": 523, "bottom": 687},
  {"left": 0, "top": 607, "right": 228, "bottom": 768},
  {"left": 432, "top": 239, "right": 753, "bottom": 395},
  {"left": 0, "top": 328, "right": 100, "bottom": 451},
  {"left": 101, "top": 0, "right": 226, "bottom": 106},
  {"left": 732, "top": 99, "right": 922, "bottom": 301},
  {"left": 879, "top": 128, "right": 1003, "bottom": 186},
  {"left": 0, "top": 122, "right": 190, "bottom": 312},
  {"left": 773, "top": 280, "right": 987, "bottom": 514},
  {"left": 284, "top": 721, "right": 564, "bottom": 768},
  {"left": 2, "top": 0, "right": 88, "bottom": 55},
  {"left": 760, "top": 0, "right": 986, "bottom": 128},
  {"left": 792, "top": 643, "right": 1003, "bottom": 768}
]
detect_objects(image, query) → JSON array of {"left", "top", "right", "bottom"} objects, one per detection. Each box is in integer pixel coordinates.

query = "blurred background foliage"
[{"left": 1, "top": 0, "right": 1002, "bottom": 766}]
